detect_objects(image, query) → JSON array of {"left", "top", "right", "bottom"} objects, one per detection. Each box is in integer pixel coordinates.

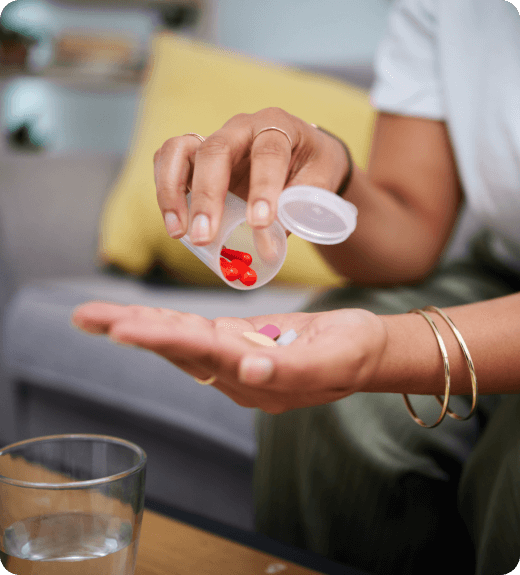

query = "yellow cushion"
[{"left": 99, "top": 33, "right": 376, "bottom": 287}]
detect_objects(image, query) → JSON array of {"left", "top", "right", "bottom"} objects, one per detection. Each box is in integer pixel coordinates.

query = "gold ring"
[
  {"left": 194, "top": 330, "right": 278, "bottom": 386},
  {"left": 193, "top": 374, "right": 217, "bottom": 385},
  {"left": 183, "top": 133, "right": 205, "bottom": 143},
  {"left": 252, "top": 127, "right": 293, "bottom": 149}
]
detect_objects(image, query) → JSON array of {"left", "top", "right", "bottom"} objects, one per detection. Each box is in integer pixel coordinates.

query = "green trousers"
[{"left": 253, "top": 232, "right": 520, "bottom": 575}]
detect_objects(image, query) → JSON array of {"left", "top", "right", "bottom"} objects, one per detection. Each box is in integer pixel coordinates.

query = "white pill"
[
  {"left": 242, "top": 332, "right": 278, "bottom": 347},
  {"left": 276, "top": 329, "right": 299, "bottom": 346}
]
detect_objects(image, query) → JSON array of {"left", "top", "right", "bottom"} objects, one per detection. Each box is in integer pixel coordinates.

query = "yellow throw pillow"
[{"left": 99, "top": 32, "right": 376, "bottom": 287}]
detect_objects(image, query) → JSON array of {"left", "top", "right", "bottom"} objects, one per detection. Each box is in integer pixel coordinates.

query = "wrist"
[
  {"left": 371, "top": 311, "right": 474, "bottom": 397},
  {"left": 312, "top": 125, "right": 353, "bottom": 197},
  {"left": 369, "top": 313, "right": 442, "bottom": 395}
]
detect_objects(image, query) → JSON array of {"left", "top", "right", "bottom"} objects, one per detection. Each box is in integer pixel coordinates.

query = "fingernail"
[
  {"left": 253, "top": 228, "right": 279, "bottom": 262},
  {"left": 190, "top": 214, "right": 210, "bottom": 243},
  {"left": 239, "top": 356, "right": 274, "bottom": 384},
  {"left": 109, "top": 334, "right": 134, "bottom": 346},
  {"left": 251, "top": 200, "right": 270, "bottom": 226},
  {"left": 164, "top": 211, "right": 182, "bottom": 237},
  {"left": 71, "top": 317, "right": 102, "bottom": 334},
  {"left": 70, "top": 315, "right": 84, "bottom": 329}
]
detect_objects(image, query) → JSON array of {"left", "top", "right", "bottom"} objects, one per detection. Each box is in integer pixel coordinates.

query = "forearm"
[
  {"left": 372, "top": 292, "right": 520, "bottom": 395},
  {"left": 314, "top": 164, "right": 456, "bottom": 286},
  {"left": 314, "top": 114, "right": 462, "bottom": 286}
]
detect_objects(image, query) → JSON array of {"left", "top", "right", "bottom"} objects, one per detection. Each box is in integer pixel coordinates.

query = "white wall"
[{"left": 204, "top": 0, "right": 390, "bottom": 66}]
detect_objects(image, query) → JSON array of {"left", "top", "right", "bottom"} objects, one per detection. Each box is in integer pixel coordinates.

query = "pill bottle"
[{"left": 179, "top": 185, "right": 358, "bottom": 290}]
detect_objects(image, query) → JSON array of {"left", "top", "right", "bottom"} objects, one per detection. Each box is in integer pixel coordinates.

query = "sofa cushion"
[
  {"left": 99, "top": 32, "right": 376, "bottom": 288},
  {"left": 2, "top": 277, "right": 318, "bottom": 458},
  {"left": 0, "top": 152, "right": 124, "bottom": 288}
]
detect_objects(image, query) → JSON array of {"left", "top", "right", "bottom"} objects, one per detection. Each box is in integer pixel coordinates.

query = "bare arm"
[
  {"left": 374, "top": 291, "right": 520, "bottom": 397},
  {"left": 72, "top": 288, "right": 520, "bottom": 419},
  {"left": 316, "top": 113, "right": 463, "bottom": 285}
]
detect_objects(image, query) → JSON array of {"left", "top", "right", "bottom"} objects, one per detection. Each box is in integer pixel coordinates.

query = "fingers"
[
  {"left": 187, "top": 110, "right": 298, "bottom": 244},
  {"left": 154, "top": 135, "right": 202, "bottom": 239},
  {"left": 154, "top": 109, "right": 302, "bottom": 247},
  {"left": 154, "top": 110, "right": 352, "bottom": 249},
  {"left": 71, "top": 303, "right": 356, "bottom": 413},
  {"left": 246, "top": 121, "right": 295, "bottom": 229},
  {"left": 73, "top": 302, "right": 274, "bottom": 382},
  {"left": 187, "top": 130, "right": 240, "bottom": 244},
  {"left": 72, "top": 301, "right": 136, "bottom": 334}
]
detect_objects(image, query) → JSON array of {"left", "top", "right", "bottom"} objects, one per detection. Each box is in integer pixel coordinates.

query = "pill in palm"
[
  {"left": 221, "top": 247, "right": 253, "bottom": 265},
  {"left": 276, "top": 329, "right": 299, "bottom": 346},
  {"left": 220, "top": 257, "right": 240, "bottom": 281},
  {"left": 242, "top": 332, "right": 278, "bottom": 347},
  {"left": 258, "top": 324, "right": 281, "bottom": 340}
]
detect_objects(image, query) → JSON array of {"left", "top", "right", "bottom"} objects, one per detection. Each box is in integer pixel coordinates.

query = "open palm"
[{"left": 72, "top": 302, "right": 387, "bottom": 413}]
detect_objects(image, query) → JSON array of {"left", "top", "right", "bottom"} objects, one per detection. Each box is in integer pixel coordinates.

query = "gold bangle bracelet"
[
  {"left": 404, "top": 309, "right": 451, "bottom": 428},
  {"left": 423, "top": 306, "right": 478, "bottom": 421}
]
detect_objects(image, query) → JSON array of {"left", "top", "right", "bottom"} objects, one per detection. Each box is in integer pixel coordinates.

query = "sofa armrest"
[{"left": 0, "top": 151, "right": 124, "bottom": 289}]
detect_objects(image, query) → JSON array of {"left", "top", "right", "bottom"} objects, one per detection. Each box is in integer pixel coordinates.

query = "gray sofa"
[
  {"left": 0, "top": 146, "right": 320, "bottom": 531},
  {"left": 0, "top": 65, "right": 480, "bottom": 535}
]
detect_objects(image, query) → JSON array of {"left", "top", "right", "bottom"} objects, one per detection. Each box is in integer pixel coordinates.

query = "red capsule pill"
[
  {"left": 242, "top": 271, "right": 257, "bottom": 286},
  {"left": 220, "top": 257, "right": 240, "bottom": 281},
  {"left": 231, "top": 258, "right": 257, "bottom": 286},
  {"left": 220, "top": 248, "right": 252, "bottom": 266}
]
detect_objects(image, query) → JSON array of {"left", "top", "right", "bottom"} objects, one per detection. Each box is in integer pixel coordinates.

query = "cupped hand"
[
  {"left": 71, "top": 302, "right": 387, "bottom": 414},
  {"left": 153, "top": 107, "right": 349, "bottom": 245}
]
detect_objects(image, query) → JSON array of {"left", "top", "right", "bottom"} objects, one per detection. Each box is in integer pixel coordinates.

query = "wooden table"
[
  {"left": 0, "top": 456, "right": 366, "bottom": 575},
  {"left": 136, "top": 508, "right": 325, "bottom": 575}
]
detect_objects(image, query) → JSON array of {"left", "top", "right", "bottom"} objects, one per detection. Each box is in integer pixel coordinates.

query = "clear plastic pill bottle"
[{"left": 179, "top": 185, "right": 358, "bottom": 290}]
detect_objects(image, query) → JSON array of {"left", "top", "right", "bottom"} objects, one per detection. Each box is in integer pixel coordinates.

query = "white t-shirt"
[{"left": 370, "top": 0, "right": 520, "bottom": 270}]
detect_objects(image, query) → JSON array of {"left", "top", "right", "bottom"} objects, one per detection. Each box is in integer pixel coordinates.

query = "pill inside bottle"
[
  {"left": 218, "top": 221, "right": 286, "bottom": 290},
  {"left": 181, "top": 190, "right": 288, "bottom": 290}
]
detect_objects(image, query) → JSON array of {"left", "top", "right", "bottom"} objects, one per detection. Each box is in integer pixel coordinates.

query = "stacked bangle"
[
  {"left": 424, "top": 306, "right": 478, "bottom": 421},
  {"left": 404, "top": 306, "right": 478, "bottom": 428},
  {"left": 405, "top": 309, "right": 451, "bottom": 428}
]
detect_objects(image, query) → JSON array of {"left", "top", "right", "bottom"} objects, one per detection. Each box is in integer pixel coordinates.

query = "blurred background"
[
  {"left": 0, "top": 0, "right": 391, "bottom": 287},
  {"left": 0, "top": 0, "right": 389, "bottom": 155}
]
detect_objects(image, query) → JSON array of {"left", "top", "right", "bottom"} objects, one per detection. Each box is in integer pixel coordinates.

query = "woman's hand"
[
  {"left": 153, "top": 107, "right": 349, "bottom": 245},
  {"left": 71, "top": 302, "right": 387, "bottom": 414}
]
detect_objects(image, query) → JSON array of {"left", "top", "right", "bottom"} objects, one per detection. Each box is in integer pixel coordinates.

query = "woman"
[{"left": 73, "top": 0, "right": 520, "bottom": 573}]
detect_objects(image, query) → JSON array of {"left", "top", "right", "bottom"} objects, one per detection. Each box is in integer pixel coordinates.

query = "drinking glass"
[{"left": 0, "top": 434, "right": 147, "bottom": 575}]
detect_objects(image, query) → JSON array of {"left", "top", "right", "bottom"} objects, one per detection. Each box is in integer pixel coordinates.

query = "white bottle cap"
[{"left": 277, "top": 185, "right": 358, "bottom": 245}]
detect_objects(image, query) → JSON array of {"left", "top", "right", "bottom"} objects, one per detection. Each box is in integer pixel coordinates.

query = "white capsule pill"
[{"left": 276, "top": 329, "right": 299, "bottom": 346}]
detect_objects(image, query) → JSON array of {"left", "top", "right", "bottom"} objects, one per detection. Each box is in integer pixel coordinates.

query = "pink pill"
[{"left": 258, "top": 324, "right": 281, "bottom": 340}]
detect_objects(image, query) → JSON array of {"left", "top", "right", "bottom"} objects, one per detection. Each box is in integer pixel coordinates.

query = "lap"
[
  {"left": 254, "top": 234, "right": 520, "bottom": 573},
  {"left": 459, "top": 394, "right": 520, "bottom": 575}
]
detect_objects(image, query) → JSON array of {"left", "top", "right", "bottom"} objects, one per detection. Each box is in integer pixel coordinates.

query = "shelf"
[
  {"left": 0, "top": 66, "right": 144, "bottom": 92},
  {"left": 53, "top": 0, "right": 203, "bottom": 8}
]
